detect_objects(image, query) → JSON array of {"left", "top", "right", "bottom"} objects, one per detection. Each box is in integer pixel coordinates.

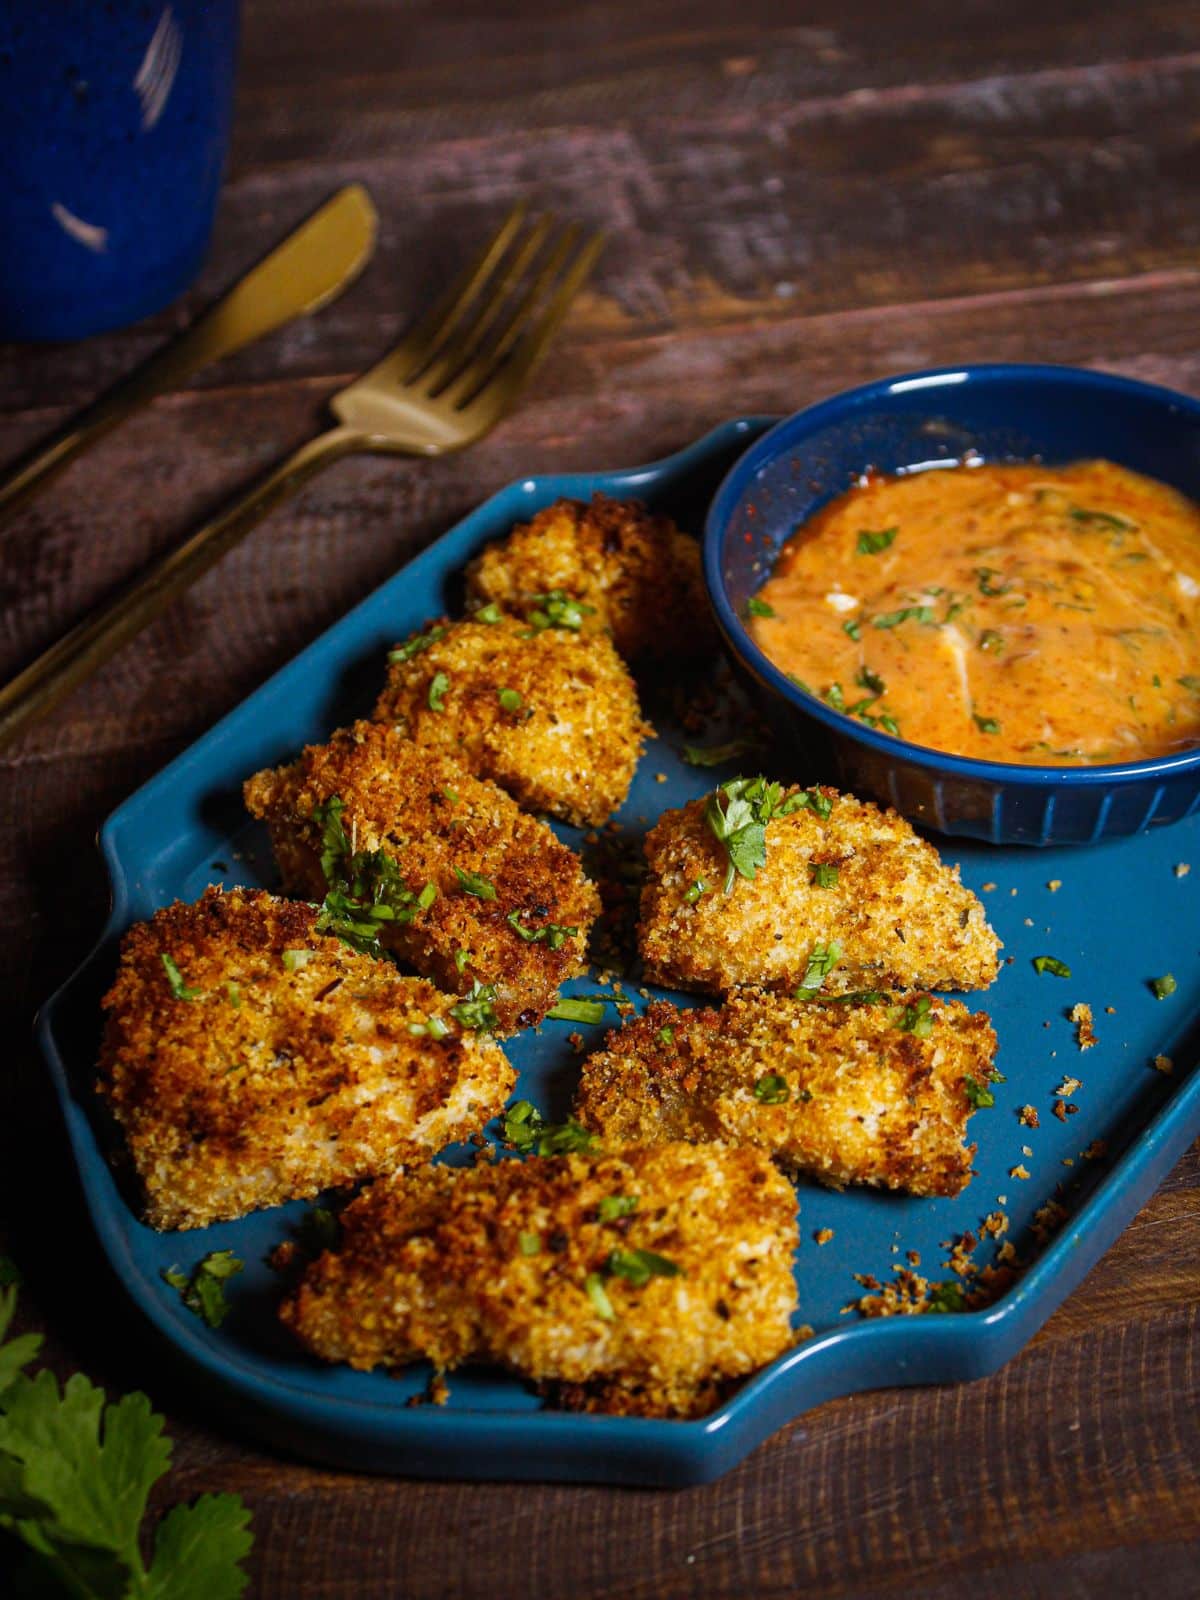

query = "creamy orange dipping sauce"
[{"left": 749, "top": 459, "right": 1200, "bottom": 765}]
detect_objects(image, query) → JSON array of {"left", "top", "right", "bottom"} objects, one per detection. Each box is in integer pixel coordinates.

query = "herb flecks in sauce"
[{"left": 748, "top": 461, "right": 1200, "bottom": 765}]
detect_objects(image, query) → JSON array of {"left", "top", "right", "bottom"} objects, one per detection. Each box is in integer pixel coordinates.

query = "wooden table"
[{"left": 3, "top": 2, "right": 1198, "bottom": 1593}]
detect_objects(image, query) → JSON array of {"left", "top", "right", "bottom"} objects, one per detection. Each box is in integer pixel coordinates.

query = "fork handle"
[{"left": 0, "top": 423, "right": 363, "bottom": 751}]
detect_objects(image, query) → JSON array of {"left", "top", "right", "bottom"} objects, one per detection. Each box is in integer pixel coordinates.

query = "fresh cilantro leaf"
[
  {"left": 794, "top": 941, "right": 842, "bottom": 999},
  {"left": 963, "top": 1074, "right": 995, "bottom": 1109},
  {"left": 842, "top": 618, "right": 862, "bottom": 641},
  {"left": 497, "top": 687, "right": 523, "bottom": 712},
  {"left": 584, "top": 1273, "right": 614, "bottom": 1321},
  {"left": 506, "top": 911, "right": 577, "bottom": 949},
  {"left": 388, "top": 624, "right": 447, "bottom": 664},
  {"left": 454, "top": 867, "right": 497, "bottom": 900},
  {"left": 450, "top": 981, "right": 499, "bottom": 1031},
  {"left": 606, "top": 1248, "right": 683, "bottom": 1287},
  {"left": 546, "top": 997, "right": 608, "bottom": 1025},
  {"left": 975, "top": 567, "right": 1011, "bottom": 597},
  {"left": 745, "top": 596, "right": 775, "bottom": 618},
  {"left": 473, "top": 603, "right": 503, "bottom": 624},
  {"left": 855, "top": 664, "right": 886, "bottom": 697},
  {"left": 0, "top": 1286, "right": 41, "bottom": 1395},
  {"left": 890, "top": 995, "right": 935, "bottom": 1037},
  {"left": 972, "top": 712, "right": 1001, "bottom": 734},
  {"left": 809, "top": 862, "right": 839, "bottom": 888},
  {"left": 144, "top": 1492, "right": 253, "bottom": 1600},
  {"left": 501, "top": 1099, "right": 544, "bottom": 1151},
  {"left": 597, "top": 1195, "right": 638, "bottom": 1222},
  {"left": 856, "top": 526, "right": 898, "bottom": 555},
  {"left": 1151, "top": 973, "right": 1177, "bottom": 999},
  {"left": 684, "top": 879, "right": 708, "bottom": 904},
  {"left": 160, "top": 954, "right": 200, "bottom": 1002},
  {"left": 705, "top": 776, "right": 819, "bottom": 894},
  {"left": 657, "top": 1025, "right": 675, "bottom": 1045},
  {"left": 1068, "top": 506, "right": 1135, "bottom": 531},
  {"left": 162, "top": 1251, "right": 243, "bottom": 1330},
  {"left": 281, "top": 949, "right": 313, "bottom": 973},
  {"left": 753, "top": 1072, "right": 790, "bottom": 1105},
  {"left": 872, "top": 605, "right": 936, "bottom": 629},
  {"left": 528, "top": 590, "right": 593, "bottom": 632},
  {"left": 1032, "top": 955, "right": 1071, "bottom": 978},
  {"left": 682, "top": 740, "right": 757, "bottom": 767},
  {"left": 427, "top": 670, "right": 450, "bottom": 711},
  {"left": 978, "top": 629, "right": 1004, "bottom": 654},
  {"left": 925, "top": 1281, "right": 968, "bottom": 1314}
]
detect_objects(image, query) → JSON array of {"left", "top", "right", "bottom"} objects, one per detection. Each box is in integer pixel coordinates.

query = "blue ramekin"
[{"left": 703, "top": 364, "right": 1200, "bottom": 845}]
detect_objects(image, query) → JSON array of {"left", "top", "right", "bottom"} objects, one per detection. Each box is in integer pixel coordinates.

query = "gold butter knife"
[{"left": 0, "top": 184, "right": 378, "bottom": 526}]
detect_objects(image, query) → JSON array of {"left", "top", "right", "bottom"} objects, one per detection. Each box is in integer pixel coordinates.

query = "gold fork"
[{"left": 0, "top": 202, "right": 604, "bottom": 751}]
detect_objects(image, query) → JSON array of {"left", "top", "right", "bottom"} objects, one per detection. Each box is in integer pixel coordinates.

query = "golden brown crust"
[
  {"left": 464, "top": 494, "right": 715, "bottom": 663},
  {"left": 575, "top": 991, "right": 997, "bottom": 1197},
  {"left": 98, "top": 887, "right": 516, "bottom": 1230},
  {"left": 637, "top": 784, "right": 1000, "bottom": 995},
  {"left": 243, "top": 722, "right": 601, "bottom": 1033},
  {"left": 280, "top": 1142, "right": 799, "bottom": 1417},
  {"left": 373, "top": 614, "right": 647, "bottom": 827}
]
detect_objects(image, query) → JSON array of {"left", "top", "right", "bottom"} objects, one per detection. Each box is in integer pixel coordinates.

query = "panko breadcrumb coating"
[
  {"left": 243, "top": 722, "right": 599, "bottom": 1033},
  {"left": 98, "top": 888, "right": 515, "bottom": 1230},
  {"left": 373, "top": 614, "right": 647, "bottom": 827},
  {"left": 638, "top": 781, "right": 999, "bottom": 995},
  {"left": 280, "top": 1142, "right": 799, "bottom": 1418},
  {"left": 575, "top": 991, "right": 997, "bottom": 1197},
  {"left": 464, "top": 493, "right": 714, "bottom": 663}
]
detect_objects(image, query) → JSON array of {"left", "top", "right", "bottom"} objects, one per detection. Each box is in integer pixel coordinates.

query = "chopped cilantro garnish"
[
  {"left": 963, "top": 1074, "right": 995, "bottom": 1109},
  {"left": 891, "top": 995, "right": 934, "bottom": 1037},
  {"left": 684, "top": 878, "right": 709, "bottom": 904},
  {"left": 281, "top": 948, "right": 313, "bottom": 973},
  {"left": 682, "top": 739, "right": 757, "bottom": 767},
  {"left": 474, "top": 602, "right": 503, "bottom": 624},
  {"left": 162, "top": 1250, "right": 243, "bottom": 1330},
  {"left": 1068, "top": 506, "right": 1136, "bottom": 531},
  {"left": 926, "top": 1281, "right": 968, "bottom": 1314},
  {"left": 1177, "top": 676, "right": 1200, "bottom": 694},
  {"left": 388, "top": 624, "right": 447, "bottom": 664},
  {"left": 598, "top": 1194, "right": 638, "bottom": 1222},
  {"left": 1032, "top": 955, "right": 1071, "bottom": 978},
  {"left": 753, "top": 1072, "right": 790, "bottom": 1105},
  {"left": 518, "top": 1232, "right": 541, "bottom": 1256},
  {"left": 794, "top": 941, "right": 842, "bottom": 999},
  {"left": 746, "top": 596, "right": 775, "bottom": 618},
  {"left": 979, "top": 629, "right": 1004, "bottom": 654},
  {"left": 161, "top": 953, "right": 201, "bottom": 1001},
  {"left": 311, "top": 807, "right": 437, "bottom": 959},
  {"left": 450, "top": 981, "right": 499, "bottom": 1031},
  {"left": 705, "top": 777, "right": 829, "bottom": 894},
  {"left": 454, "top": 947, "right": 471, "bottom": 974},
  {"left": 528, "top": 590, "right": 593, "bottom": 631},
  {"left": 872, "top": 605, "right": 936, "bottom": 629},
  {"left": 606, "top": 1247, "right": 683, "bottom": 1286},
  {"left": 506, "top": 910, "right": 577, "bottom": 949},
  {"left": 973, "top": 713, "right": 1001, "bottom": 734},
  {"left": 823, "top": 681, "right": 846, "bottom": 711},
  {"left": 975, "top": 567, "right": 1011, "bottom": 597},
  {"left": 842, "top": 618, "right": 862, "bottom": 641},
  {"left": 454, "top": 866, "right": 497, "bottom": 900},
  {"left": 498, "top": 687, "right": 523, "bottom": 712},
  {"left": 226, "top": 981, "right": 242, "bottom": 1009},
  {"left": 502, "top": 1101, "right": 598, "bottom": 1156},
  {"left": 657, "top": 1024, "right": 675, "bottom": 1045},
  {"left": 546, "top": 996, "right": 608, "bottom": 1025},
  {"left": 585, "top": 1272, "right": 615, "bottom": 1320},
  {"left": 1151, "top": 973, "right": 1177, "bottom": 1000},
  {"left": 428, "top": 670, "right": 450, "bottom": 711},
  {"left": 855, "top": 664, "right": 886, "bottom": 697},
  {"left": 809, "top": 862, "right": 839, "bottom": 888},
  {"left": 856, "top": 526, "right": 898, "bottom": 556}
]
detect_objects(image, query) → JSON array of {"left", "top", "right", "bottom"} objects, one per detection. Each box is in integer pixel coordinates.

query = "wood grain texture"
[{"left": 1, "top": 1, "right": 1198, "bottom": 1595}]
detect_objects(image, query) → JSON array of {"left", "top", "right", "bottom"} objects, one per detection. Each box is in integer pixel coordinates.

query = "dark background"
[{"left": 2, "top": 3, "right": 1198, "bottom": 1595}]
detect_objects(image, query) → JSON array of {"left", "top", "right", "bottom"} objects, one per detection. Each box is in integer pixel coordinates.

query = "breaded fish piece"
[
  {"left": 464, "top": 493, "right": 714, "bottom": 663},
  {"left": 280, "top": 1142, "right": 799, "bottom": 1418},
  {"left": 98, "top": 887, "right": 515, "bottom": 1230},
  {"left": 638, "top": 780, "right": 999, "bottom": 995},
  {"left": 243, "top": 722, "right": 600, "bottom": 1033},
  {"left": 575, "top": 991, "right": 997, "bottom": 1197},
  {"left": 373, "top": 614, "right": 647, "bottom": 827}
]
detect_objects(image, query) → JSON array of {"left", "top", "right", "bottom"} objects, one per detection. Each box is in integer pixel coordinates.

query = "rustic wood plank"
[{"left": 2, "top": 1, "right": 1199, "bottom": 1593}]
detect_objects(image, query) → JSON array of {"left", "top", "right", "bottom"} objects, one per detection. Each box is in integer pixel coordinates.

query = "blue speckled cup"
[{"left": 0, "top": 0, "right": 240, "bottom": 340}]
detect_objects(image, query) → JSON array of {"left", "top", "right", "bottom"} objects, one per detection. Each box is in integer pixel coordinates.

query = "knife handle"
[{"left": 0, "top": 424, "right": 364, "bottom": 751}]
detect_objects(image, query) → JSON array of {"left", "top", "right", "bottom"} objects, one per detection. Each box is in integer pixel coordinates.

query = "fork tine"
[
  {"left": 390, "top": 199, "right": 529, "bottom": 380},
  {"left": 453, "top": 228, "right": 606, "bottom": 414},
  {"left": 413, "top": 211, "right": 556, "bottom": 392},
  {"left": 435, "top": 222, "right": 580, "bottom": 401}
]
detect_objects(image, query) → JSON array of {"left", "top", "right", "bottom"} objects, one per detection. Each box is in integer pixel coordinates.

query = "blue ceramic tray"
[{"left": 37, "top": 420, "right": 1200, "bottom": 1487}]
